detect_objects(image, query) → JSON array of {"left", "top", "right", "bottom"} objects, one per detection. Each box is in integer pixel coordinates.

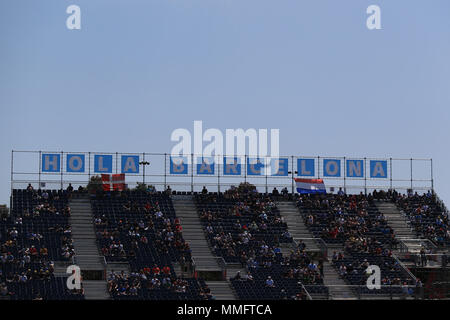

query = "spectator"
[{"left": 265, "top": 276, "right": 275, "bottom": 287}]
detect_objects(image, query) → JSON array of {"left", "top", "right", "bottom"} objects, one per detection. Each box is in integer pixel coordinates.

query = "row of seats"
[
  {"left": 393, "top": 192, "right": 449, "bottom": 247},
  {"left": 1, "top": 188, "right": 82, "bottom": 300},
  {"left": 91, "top": 190, "right": 210, "bottom": 300}
]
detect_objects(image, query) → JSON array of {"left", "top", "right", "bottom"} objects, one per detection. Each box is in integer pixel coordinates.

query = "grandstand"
[{"left": 2, "top": 151, "right": 449, "bottom": 300}]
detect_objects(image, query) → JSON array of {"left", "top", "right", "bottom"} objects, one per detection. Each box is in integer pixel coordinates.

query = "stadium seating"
[
  {"left": 195, "top": 187, "right": 328, "bottom": 299},
  {"left": 195, "top": 191, "right": 292, "bottom": 264},
  {"left": 1, "top": 188, "right": 83, "bottom": 300},
  {"left": 91, "top": 190, "right": 210, "bottom": 300},
  {"left": 296, "top": 193, "right": 398, "bottom": 248},
  {"left": 393, "top": 192, "right": 449, "bottom": 247}
]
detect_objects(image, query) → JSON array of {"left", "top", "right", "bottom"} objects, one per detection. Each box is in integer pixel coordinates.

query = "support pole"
[
  {"left": 343, "top": 156, "right": 346, "bottom": 193},
  {"left": 389, "top": 158, "right": 393, "bottom": 190},
  {"left": 88, "top": 152, "right": 91, "bottom": 182},
  {"left": 116, "top": 152, "right": 118, "bottom": 174},
  {"left": 218, "top": 155, "right": 221, "bottom": 193},
  {"left": 60, "top": 151, "right": 63, "bottom": 190},
  {"left": 191, "top": 153, "right": 194, "bottom": 194},
  {"left": 364, "top": 157, "right": 367, "bottom": 195},
  {"left": 10, "top": 150, "right": 14, "bottom": 204},
  {"left": 291, "top": 156, "right": 295, "bottom": 195},
  {"left": 164, "top": 153, "right": 167, "bottom": 190},
  {"left": 431, "top": 158, "right": 434, "bottom": 192},
  {"left": 143, "top": 153, "right": 146, "bottom": 185},
  {"left": 39, "top": 151, "right": 42, "bottom": 189}
]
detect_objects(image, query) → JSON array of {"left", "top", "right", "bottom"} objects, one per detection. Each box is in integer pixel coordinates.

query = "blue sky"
[{"left": 1, "top": 0, "right": 449, "bottom": 205}]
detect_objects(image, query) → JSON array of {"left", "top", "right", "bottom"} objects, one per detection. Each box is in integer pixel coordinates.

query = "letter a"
[
  {"left": 366, "top": 5, "right": 381, "bottom": 30},
  {"left": 366, "top": 265, "right": 381, "bottom": 290},
  {"left": 66, "top": 5, "right": 81, "bottom": 30}
]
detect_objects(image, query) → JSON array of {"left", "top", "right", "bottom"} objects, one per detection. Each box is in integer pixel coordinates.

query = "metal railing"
[
  {"left": 192, "top": 256, "right": 228, "bottom": 280},
  {"left": 292, "top": 237, "right": 328, "bottom": 259},
  {"left": 304, "top": 284, "right": 426, "bottom": 300},
  {"left": 392, "top": 254, "right": 417, "bottom": 283},
  {"left": 398, "top": 238, "right": 437, "bottom": 254},
  {"left": 300, "top": 283, "right": 313, "bottom": 300},
  {"left": 11, "top": 151, "right": 434, "bottom": 197}
]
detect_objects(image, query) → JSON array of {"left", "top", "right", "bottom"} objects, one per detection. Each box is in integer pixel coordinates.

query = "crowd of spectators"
[
  {"left": 107, "top": 270, "right": 213, "bottom": 300},
  {"left": 296, "top": 193, "right": 398, "bottom": 248},
  {"left": 197, "top": 185, "right": 291, "bottom": 265},
  {"left": 231, "top": 241, "right": 327, "bottom": 299},
  {"left": 91, "top": 190, "right": 213, "bottom": 299},
  {"left": 93, "top": 192, "right": 192, "bottom": 269},
  {"left": 0, "top": 187, "right": 82, "bottom": 300},
  {"left": 393, "top": 191, "right": 449, "bottom": 246}
]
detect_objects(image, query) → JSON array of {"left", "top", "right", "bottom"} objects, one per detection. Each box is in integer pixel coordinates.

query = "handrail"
[
  {"left": 292, "top": 237, "right": 328, "bottom": 259},
  {"left": 393, "top": 254, "right": 417, "bottom": 283},
  {"left": 399, "top": 238, "right": 437, "bottom": 253},
  {"left": 300, "top": 283, "right": 313, "bottom": 300}
]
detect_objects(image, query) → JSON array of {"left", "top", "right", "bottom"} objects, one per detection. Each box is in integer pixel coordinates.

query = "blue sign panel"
[
  {"left": 170, "top": 157, "right": 188, "bottom": 174},
  {"left": 297, "top": 158, "right": 315, "bottom": 177},
  {"left": 271, "top": 158, "right": 289, "bottom": 176},
  {"left": 370, "top": 160, "right": 388, "bottom": 178},
  {"left": 223, "top": 157, "right": 241, "bottom": 175},
  {"left": 121, "top": 155, "right": 139, "bottom": 174},
  {"left": 323, "top": 159, "right": 341, "bottom": 177},
  {"left": 197, "top": 157, "right": 215, "bottom": 175},
  {"left": 247, "top": 158, "right": 264, "bottom": 176},
  {"left": 66, "top": 154, "right": 85, "bottom": 173},
  {"left": 94, "top": 155, "right": 113, "bottom": 173},
  {"left": 346, "top": 159, "right": 364, "bottom": 178},
  {"left": 42, "top": 154, "right": 61, "bottom": 173}
]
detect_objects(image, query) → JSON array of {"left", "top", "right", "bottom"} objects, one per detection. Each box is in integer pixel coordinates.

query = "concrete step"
[
  {"left": 82, "top": 280, "right": 110, "bottom": 300},
  {"left": 205, "top": 281, "right": 236, "bottom": 300}
]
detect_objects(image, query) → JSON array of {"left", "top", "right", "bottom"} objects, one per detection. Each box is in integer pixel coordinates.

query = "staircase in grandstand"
[
  {"left": 69, "top": 196, "right": 110, "bottom": 299},
  {"left": 172, "top": 195, "right": 237, "bottom": 300},
  {"left": 277, "top": 200, "right": 357, "bottom": 300}
]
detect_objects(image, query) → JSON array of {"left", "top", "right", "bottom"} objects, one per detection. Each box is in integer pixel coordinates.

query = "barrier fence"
[{"left": 10, "top": 151, "right": 434, "bottom": 196}]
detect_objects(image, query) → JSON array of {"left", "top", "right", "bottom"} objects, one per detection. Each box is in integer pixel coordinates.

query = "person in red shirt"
[
  {"left": 152, "top": 265, "right": 160, "bottom": 275},
  {"left": 162, "top": 266, "right": 171, "bottom": 275},
  {"left": 30, "top": 246, "right": 38, "bottom": 256}
]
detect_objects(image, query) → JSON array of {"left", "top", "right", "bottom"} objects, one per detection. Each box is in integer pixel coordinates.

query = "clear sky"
[{"left": 1, "top": 0, "right": 449, "bottom": 206}]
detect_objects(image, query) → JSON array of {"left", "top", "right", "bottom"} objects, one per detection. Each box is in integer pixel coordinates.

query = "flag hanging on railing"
[
  {"left": 101, "top": 174, "right": 111, "bottom": 191},
  {"left": 101, "top": 174, "right": 125, "bottom": 191},
  {"left": 112, "top": 174, "right": 125, "bottom": 191},
  {"left": 294, "top": 178, "right": 326, "bottom": 194}
]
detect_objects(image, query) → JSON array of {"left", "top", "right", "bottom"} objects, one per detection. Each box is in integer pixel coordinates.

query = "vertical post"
[
  {"left": 430, "top": 158, "right": 434, "bottom": 192},
  {"left": 390, "top": 158, "right": 393, "bottom": 190},
  {"left": 217, "top": 155, "right": 221, "bottom": 193},
  {"left": 410, "top": 158, "right": 413, "bottom": 190},
  {"left": 244, "top": 155, "right": 247, "bottom": 183},
  {"left": 38, "top": 151, "right": 42, "bottom": 189},
  {"left": 164, "top": 153, "right": 167, "bottom": 190},
  {"left": 364, "top": 157, "right": 367, "bottom": 195},
  {"left": 343, "top": 156, "right": 346, "bottom": 193},
  {"left": 191, "top": 153, "right": 194, "bottom": 194},
  {"left": 116, "top": 152, "right": 118, "bottom": 174},
  {"left": 291, "top": 156, "right": 295, "bottom": 195},
  {"left": 265, "top": 157, "right": 268, "bottom": 194},
  {"left": 88, "top": 152, "right": 91, "bottom": 182},
  {"left": 317, "top": 156, "right": 321, "bottom": 178},
  {"left": 60, "top": 151, "right": 64, "bottom": 190},
  {"left": 10, "top": 150, "right": 14, "bottom": 200},
  {"left": 142, "top": 153, "right": 146, "bottom": 185}
]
